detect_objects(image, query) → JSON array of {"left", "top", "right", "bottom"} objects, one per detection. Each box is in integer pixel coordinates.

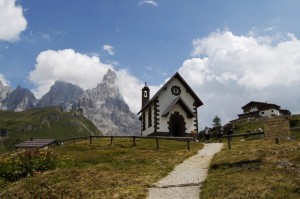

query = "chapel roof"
[{"left": 138, "top": 72, "right": 203, "bottom": 114}]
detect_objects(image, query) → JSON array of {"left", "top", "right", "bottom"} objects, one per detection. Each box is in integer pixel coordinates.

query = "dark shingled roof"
[{"left": 15, "top": 139, "right": 57, "bottom": 149}]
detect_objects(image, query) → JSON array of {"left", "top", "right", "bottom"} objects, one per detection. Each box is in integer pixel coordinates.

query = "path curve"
[{"left": 147, "top": 143, "right": 223, "bottom": 199}]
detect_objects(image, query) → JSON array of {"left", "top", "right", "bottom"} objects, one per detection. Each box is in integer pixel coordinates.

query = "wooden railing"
[
  {"left": 58, "top": 135, "right": 195, "bottom": 150},
  {"left": 222, "top": 131, "right": 265, "bottom": 149}
]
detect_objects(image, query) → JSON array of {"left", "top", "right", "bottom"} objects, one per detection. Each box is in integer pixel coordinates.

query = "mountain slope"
[{"left": 0, "top": 107, "right": 102, "bottom": 153}]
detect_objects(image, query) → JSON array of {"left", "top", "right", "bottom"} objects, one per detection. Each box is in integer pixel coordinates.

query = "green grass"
[
  {"left": 0, "top": 138, "right": 203, "bottom": 199},
  {"left": 0, "top": 107, "right": 102, "bottom": 152},
  {"left": 200, "top": 136, "right": 300, "bottom": 199}
]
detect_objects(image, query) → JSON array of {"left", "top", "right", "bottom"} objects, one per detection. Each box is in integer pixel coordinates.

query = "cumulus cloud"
[
  {"left": 179, "top": 30, "right": 300, "bottom": 129},
  {"left": 28, "top": 48, "right": 155, "bottom": 113},
  {"left": 139, "top": 0, "right": 159, "bottom": 7},
  {"left": 29, "top": 49, "right": 113, "bottom": 98},
  {"left": 116, "top": 69, "right": 161, "bottom": 113},
  {"left": 0, "top": 0, "right": 27, "bottom": 42},
  {"left": 189, "top": 30, "right": 300, "bottom": 89},
  {"left": 103, "top": 44, "right": 115, "bottom": 55}
]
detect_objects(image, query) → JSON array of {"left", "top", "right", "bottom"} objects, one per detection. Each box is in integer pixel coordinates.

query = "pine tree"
[{"left": 212, "top": 115, "right": 221, "bottom": 127}]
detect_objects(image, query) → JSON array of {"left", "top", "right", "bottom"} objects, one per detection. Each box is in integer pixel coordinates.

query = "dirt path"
[{"left": 147, "top": 143, "right": 223, "bottom": 199}]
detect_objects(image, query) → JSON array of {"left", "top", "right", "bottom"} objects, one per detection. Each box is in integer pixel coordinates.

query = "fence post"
[
  {"left": 73, "top": 138, "right": 76, "bottom": 144},
  {"left": 89, "top": 136, "right": 92, "bottom": 144},
  {"left": 110, "top": 136, "right": 113, "bottom": 145},
  {"left": 187, "top": 137, "right": 190, "bottom": 150},
  {"left": 133, "top": 136, "right": 136, "bottom": 147},
  {"left": 156, "top": 137, "right": 159, "bottom": 149},
  {"left": 227, "top": 137, "right": 231, "bottom": 150}
]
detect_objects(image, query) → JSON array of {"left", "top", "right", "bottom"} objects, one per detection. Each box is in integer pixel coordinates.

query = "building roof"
[
  {"left": 138, "top": 72, "right": 203, "bottom": 114},
  {"left": 242, "top": 101, "right": 281, "bottom": 110},
  {"left": 15, "top": 139, "right": 57, "bottom": 149}
]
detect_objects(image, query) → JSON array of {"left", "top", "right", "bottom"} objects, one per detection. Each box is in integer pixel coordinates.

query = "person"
[
  {"left": 204, "top": 127, "right": 211, "bottom": 144},
  {"left": 217, "top": 126, "right": 223, "bottom": 142}
]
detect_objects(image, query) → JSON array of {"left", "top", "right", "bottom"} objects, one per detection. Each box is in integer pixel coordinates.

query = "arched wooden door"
[{"left": 168, "top": 112, "right": 186, "bottom": 137}]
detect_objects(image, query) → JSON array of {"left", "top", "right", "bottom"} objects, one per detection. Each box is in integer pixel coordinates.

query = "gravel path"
[{"left": 147, "top": 143, "right": 223, "bottom": 199}]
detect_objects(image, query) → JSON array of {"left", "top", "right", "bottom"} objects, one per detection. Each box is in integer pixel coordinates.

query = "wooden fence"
[
  {"left": 222, "top": 131, "right": 265, "bottom": 149},
  {"left": 58, "top": 135, "right": 195, "bottom": 150}
]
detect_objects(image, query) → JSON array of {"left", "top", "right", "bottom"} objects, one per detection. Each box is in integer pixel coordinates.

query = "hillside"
[
  {"left": 230, "top": 115, "right": 300, "bottom": 138},
  {"left": 0, "top": 107, "right": 102, "bottom": 153}
]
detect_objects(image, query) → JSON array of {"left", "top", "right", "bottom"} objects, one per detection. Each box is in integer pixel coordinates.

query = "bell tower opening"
[{"left": 142, "top": 82, "right": 150, "bottom": 108}]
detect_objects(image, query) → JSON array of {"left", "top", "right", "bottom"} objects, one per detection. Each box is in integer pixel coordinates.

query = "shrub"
[
  {"left": 0, "top": 149, "right": 57, "bottom": 182},
  {"left": 289, "top": 119, "right": 299, "bottom": 128}
]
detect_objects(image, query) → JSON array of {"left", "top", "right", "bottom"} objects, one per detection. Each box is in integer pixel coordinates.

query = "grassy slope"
[
  {"left": 0, "top": 107, "right": 102, "bottom": 152},
  {"left": 200, "top": 116, "right": 300, "bottom": 199},
  {"left": 0, "top": 138, "right": 203, "bottom": 199}
]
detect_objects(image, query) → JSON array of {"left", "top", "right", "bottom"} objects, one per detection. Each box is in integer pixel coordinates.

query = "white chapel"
[{"left": 138, "top": 72, "right": 203, "bottom": 137}]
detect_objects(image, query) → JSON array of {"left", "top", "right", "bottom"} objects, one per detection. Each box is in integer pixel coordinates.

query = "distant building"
[
  {"left": 138, "top": 72, "right": 203, "bottom": 137},
  {"left": 237, "top": 101, "right": 291, "bottom": 120}
]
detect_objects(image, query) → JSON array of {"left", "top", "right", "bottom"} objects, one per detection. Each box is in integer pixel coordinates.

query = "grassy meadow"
[
  {"left": 0, "top": 138, "right": 203, "bottom": 199},
  {"left": 200, "top": 135, "right": 300, "bottom": 199}
]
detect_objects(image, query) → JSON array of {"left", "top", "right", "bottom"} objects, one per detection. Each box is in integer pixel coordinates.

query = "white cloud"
[
  {"left": 0, "top": 0, "right": 27, "bottom": 42},
  {"left": 179, "top": 30, "right": 300, "bottom": 129},
  {"left": 28, "top": 48, "right": 155, "bottom": 114},
  {"left": 29, "top": 49, "right": 113, "bottom": 98},
  {"left": 139, "top": 1, "right": 159, "bottom": 7},
  {"left": 116, "top": 69, "right": 161, "bottom": 113},
  {"left": 0, "top": 73, "right": 10, "bottom": 86},
  {"left": 103, "top": 44, "right": 115, "bottom": 55}
]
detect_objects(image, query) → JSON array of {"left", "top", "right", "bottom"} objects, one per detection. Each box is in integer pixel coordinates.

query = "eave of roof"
[
  {"left": 162, "top": 96, "right": 195, "bottom": 118},
  {"left": 137, "top": 72, "right": 203, "bottom": 115},
  {"left": 241, "top": 101, "right": 267, "bottom": 109}
]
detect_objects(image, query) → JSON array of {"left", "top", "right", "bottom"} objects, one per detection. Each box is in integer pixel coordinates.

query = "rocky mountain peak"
[
  {"left": 37, "top": 80, "right": 84, "bottom": 111},
  {"left": 79, "top": 69, "right": 140, "bottom": 135},
  {"left": 4, "top": 85, "right": 37, "bottom": 111},
  {"left": 103, "top": 69, "right": 117, "bottom": 85}
]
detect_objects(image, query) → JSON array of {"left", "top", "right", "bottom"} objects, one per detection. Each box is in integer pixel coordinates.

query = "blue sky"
[{"left": 1, "top": 0, "right": 300, "bottom": 128}]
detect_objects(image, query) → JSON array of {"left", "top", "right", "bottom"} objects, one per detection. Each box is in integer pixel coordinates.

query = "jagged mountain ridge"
[
  {"left": 78, "top": 69, "right": 140, "bottom": 136},
  {"left": 0, "top": 70, "right": 140, "bottom": 136},
  {"left": 37, "top": 80, "right": 84, "bottom": 111},
  {"left": 0, "top": 84, "right": 37, "bottom": 111}
]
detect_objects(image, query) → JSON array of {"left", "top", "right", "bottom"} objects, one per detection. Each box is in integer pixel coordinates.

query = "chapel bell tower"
[{"left": 142, "top": 82, "right": 150, "bottom": 108}]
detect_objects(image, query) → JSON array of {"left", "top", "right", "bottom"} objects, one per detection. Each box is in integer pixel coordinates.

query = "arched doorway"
[{"left": 168, "top": 112, "right": 186, "bottom": 137}]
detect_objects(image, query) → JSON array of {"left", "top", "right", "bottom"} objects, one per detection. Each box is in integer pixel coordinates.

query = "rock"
[{"left": 37, "top": 80, "right": 84, "bottom": 111}]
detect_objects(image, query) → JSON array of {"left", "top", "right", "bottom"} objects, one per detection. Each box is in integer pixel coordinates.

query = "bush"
[
  {"left": 289, "top": 119, "right": 299, "bottom": 128},
  {"left": 0, "top": 149, "right": 57, "bottom": 182}
]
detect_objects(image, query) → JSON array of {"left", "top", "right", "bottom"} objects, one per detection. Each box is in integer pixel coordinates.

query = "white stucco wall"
[
  {"left": 159, "top": 78, "right": 195, "bottom": 114},
  {"left": 142, "top": 104, "right": 155, "bottom": 136},
  {"left": 259, "top": 109, "right": 281, "bottom": 117}
]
